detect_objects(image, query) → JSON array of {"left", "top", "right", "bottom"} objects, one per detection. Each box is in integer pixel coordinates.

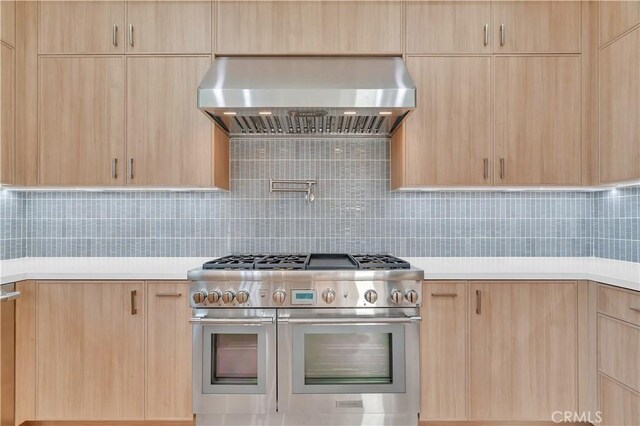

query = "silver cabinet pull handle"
[
  {"left": 483, "top": 158, "right": 489, "bottom": 179},
  {"left": 112, "top": 158, "right": 118, "bottom": 179},
  {"left": 476, "top": 290, "right": 481, "bottom": 314},
  {"left": 112, "top": 24, "right": 118, "bottom": 46},
  {"left": 0, "top": 291, "right": 21, "bottom": 302},
  {"left": 156, "top": 293, "right": 182, "bottom": 298},
  {"left": 131, "top": 290, "right": 137, "bottom": 315},
  {"left": 499, "top": 158, "right": 505, "bottom": 179},
  {"left": 500, "top": 24, "right": 506, "bottom": 46},
  {"left": 129, "top": 158, "right": 134, "bottom": 179},
  {"left": 190, "top": 317, "right": 274, "bottom": 325},
  {"left": 431, "top": 293, "right": 458, "bottom": 298},
  {"left": 282, "top": 316, "right": 421, "bottom": 325},
  {"left": 630, "top": 306, "right": 640, "bottom": 313},
  {"left": 484, "top": 24, "right": 489, "bottom": 46},
  {"left": 128, "top": 24, "right": 134, "bottom": 47}
]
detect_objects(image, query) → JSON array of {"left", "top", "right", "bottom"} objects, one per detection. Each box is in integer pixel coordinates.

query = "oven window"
[
  {"left": 211, "top": 334, "right": 258, "bottom": 385},
  {"left": 304, "top": 333, "right": 393, "bottom": 385}
]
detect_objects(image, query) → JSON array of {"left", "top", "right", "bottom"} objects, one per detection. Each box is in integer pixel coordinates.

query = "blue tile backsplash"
[{"left": 1, "top": 138, "right": 638, "bottom": 262}]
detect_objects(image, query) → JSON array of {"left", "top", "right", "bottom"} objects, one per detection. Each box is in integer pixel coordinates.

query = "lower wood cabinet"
[{"left": 600, "top": 374, "right": 640, "bottom": 426}]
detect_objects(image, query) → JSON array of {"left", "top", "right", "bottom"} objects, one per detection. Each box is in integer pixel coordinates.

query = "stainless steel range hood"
[{"left": 197, "top": 57, "right": 416, "bottom": 137}]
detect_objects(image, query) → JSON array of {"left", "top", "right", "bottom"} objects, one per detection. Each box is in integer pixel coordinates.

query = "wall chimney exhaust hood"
[{"left": 197, "top": 57, "right": 416, "bottom": 137}]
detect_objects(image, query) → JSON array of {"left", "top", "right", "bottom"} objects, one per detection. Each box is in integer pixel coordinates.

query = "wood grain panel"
[
  {"left": 212, "top": 124, "right": 229, "bottom": 190},
  {"left": 598, "top": 315, "right": 640, "bottom": 392},
  {"left": 39, "top": 57, "right": 125, "bottom": 186},
  {"left": 598, "top": 284, "right": 640, "bottom": 326},
  {"left": 390, "top": 124, "right": 405, "bottom": 189},
  {"left": 599, "top": 0, "right": 640, "bottom": 47},
  {"left": 15, "top": 281, "right": 36, "bottom": 425},
  {"left": 600, "top": 374, "right": 640, "bottom": 426},
  {"left": 404, "top": 56, "right": 492, "bottom": 187},
  {"left": 495, "top": 56, "right": 581, "bottom": 185},
  {"left": 0, "top": 0, "right": 15, "bottom": 47},
  {"left": 0, "top": 43, "right": 14, "bottom": 184}
]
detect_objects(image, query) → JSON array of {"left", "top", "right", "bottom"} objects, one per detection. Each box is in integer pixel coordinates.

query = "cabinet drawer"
[
  {"left": 598, "top": 285, "right": 640, "bottom": 326},
  {"left": 598, "top": 315, "right": 640, "bottom": 392},
  {"left": 600, "top": 375, "right": 640, "bottom": 426}
]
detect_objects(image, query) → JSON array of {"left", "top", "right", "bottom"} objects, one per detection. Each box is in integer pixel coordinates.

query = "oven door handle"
[
  {"left": 190, "top": 316, "right": 275, "bottom": 325},
  {"left": 279, "top": 316, "right": 421, "bottom": 325}
]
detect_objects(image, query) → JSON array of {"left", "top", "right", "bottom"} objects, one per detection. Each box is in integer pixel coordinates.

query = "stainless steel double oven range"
[{"left": 189, "top": 254, "right": 424, "bottom": 426}]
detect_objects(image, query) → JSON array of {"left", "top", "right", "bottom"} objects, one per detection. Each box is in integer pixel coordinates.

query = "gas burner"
[
  {"left": 202, "top": 254, "right": 268, "bottom": 270},
  {"left": 352, "top": 254, "right": 410, "bottom": 270},
  {"left": 255, "top": 254, "right": 310, "bottom": 270}
]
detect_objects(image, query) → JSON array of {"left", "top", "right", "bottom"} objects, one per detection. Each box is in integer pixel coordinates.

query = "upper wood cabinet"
[
  {"left": 394, "top": 56, "right": 492, "bottom": 188},
  {"left": 126, "top": 56, "right": 221, "bottom": 187},
  {"left": 146, "top": 282, "right": 192, "bottom": 420},
  {"left": 420, "top": 282, "right": 467, "bottom": 420},
  {"left": 38, "top": 57, "right": 125, "bottom": 186},
  {"left": 600, "top": 28, "right": 640, "bottom": 184},
  {"left": 216, "top": 1, "right": 402, "bottom": 54},
  {"left": 126, "top": 1, "right": 211, "bottom": 54},
  {"left": 0, "top": 0, "right": 15, "bottom": 47},
  {"left": 39, "top": 1, "right": 125, "bottom": 54},
  {"left": 469, "top": 281, "right": 578, "bottom": 421},
  {"left": 0, "top": 43, "right": 14, "bottom": 184},
  {"left": 493, "top": 1, "right": 581, "bottom": 53},
  {"left": 599, "top": 0, "right": 640, "bottom": 47},
  {"left": 494, "top": 56, "right": 581, "bottom": 186},
  {"left": 35, "top": 282, "right": 145, "bottom": 420},
  {"left": 406, "top": 1, "right": 491, "bottom": 54}
]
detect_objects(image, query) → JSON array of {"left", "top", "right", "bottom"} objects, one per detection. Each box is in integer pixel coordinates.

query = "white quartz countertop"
[{"left": 1, "top": 257, "right": 638, "bottom": 292}]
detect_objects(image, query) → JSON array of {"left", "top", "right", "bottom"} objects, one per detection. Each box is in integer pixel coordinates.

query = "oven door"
[
  {"left": 191, "top": 309, "right": 276, "bottom": 415},
  {"left": 277, "top": 308, "right": 420, "bottom": 415}
]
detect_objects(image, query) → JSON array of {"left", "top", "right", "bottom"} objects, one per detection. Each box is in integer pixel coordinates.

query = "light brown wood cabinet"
[
  {"left": 216, "top": 1, "right": 402, "bottom": 54},
  {"left": 469, "top": 281, "right": 578, "bottom": 421},
  {"left": 394, "top": 56, "right": 492, "bottom": 188},
  {"left": 599, "top": 0, "right": 640, "bottom": 47},
  {"left": 0, "top": 43, "right": 14, "bottom": 184},
  {"left": 126, "top": 1, "right": 211, "bottom": 54},
  {"left": 39, "top": 1, "right": 125, "bottom": 54},
  {"left": 35, "top": 281, "right": 145, "bottom": 420},
  {"left": 0, "top": 0, "right": 15, "bottom": 47},
  {"left": 494, "top": 56, "right": 581, "bottom": 186},
  {"left": 600, "top": 375, "right": 640, "bottom": 426},
  {"left": 599, "top": 27, "right": 640, "bottom": 184},
  {"left": 419, "top": 281, "right": 467, "bottom": 420},
  {"left": 146, "top": 282, "right": 192, "bottom": 420},
  {"left": 38, "top": 56, "right": 126, "bottom": 186}
]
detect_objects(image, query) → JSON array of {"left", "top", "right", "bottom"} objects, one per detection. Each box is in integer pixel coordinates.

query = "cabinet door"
[
  {"left": 493, "top": 1, "right": 581, "bottom": 53},
  {"left": 126, "top": 56, "right": 212, "bottom": 186},
  {"left": 600, "top": 28, "right": 640, "bottom": 183},
  {"left": 600, "top": 1, "right": 640, "bottom": 47},
  {"left": 1, "top": 44, "right": 14, "bottom": 184},
  {"left": 406, "top": 1, "right": 491, "bottom": 54},
  {"left": 402, "top": 56, "right": 492, "bottom": 187},
  {"left": 420, "top": 282, "right": 467, "bottom": 420},
  {"left": 469, "top": 282, "right": 577, "bottom": 420},
  {"left": 216, "top": 1, "right": 402, "bottom": 54},
  {"left": 126, "top": 1, "right": 211, "bottom": 54},
  {"left": 39, "top": 57, "right": 125, "bottom": 186},
  {"left": 146, "top": 282, "right": 192, "bottom": 420},
  {"left": 0, "top": 0, "right": 15, "bottom": 46},
  {"left": 36, "top": 282, "right": 144, "bottom": 420},
  {"left": 495, "top": 56, "right": 581, "bottom": 185},
  {"left": 39, "top": 1, "right": 124, "bottom": 54},
  {"left": 600, "top": 375, "right": 640, "bottom": 426}
]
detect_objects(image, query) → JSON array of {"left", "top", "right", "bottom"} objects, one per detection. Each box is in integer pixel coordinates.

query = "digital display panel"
[{"left": 291, "top": 289, "right": 316, "bottom": 305}]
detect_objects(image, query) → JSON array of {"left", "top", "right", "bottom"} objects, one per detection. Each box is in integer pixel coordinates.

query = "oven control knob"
[
  {"left": 272, "top": 290, "right": 287, "bottom": 305},
  {"left": 236, "top": 291, "right": 250, "bottom": 304},
  {"left": 364, "top": 289, "right": 378, "bottom": 304},
  {"left": 192, "top": 290, "right": 208, "bottom": 304},
  {"left": 390, "top": 289, "right": 402, "bottom": 304},
  {"left": 207, "top": 290, "right": 222, "bottom": 304},
  {"left": 405, "top": 289, "right": 419, "bottom": 304},
  {"left": 322, "top": 289, "right": 336, "bottom": 304},
  {"left": 222, "top": 290, "right": 236, "bottom": 304}
]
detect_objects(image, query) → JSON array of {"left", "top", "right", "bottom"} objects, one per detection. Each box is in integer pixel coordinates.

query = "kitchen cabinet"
[
  {"left": 38, "top": 56, "right": 125, "bottom": 186},
  {"left": 492, "top": 1, "right": 581, "bottom": 53},
  {"left": 600, "top": 375, "right": 640, "bottom": 426},
  {"left": 126, "top": 56, "right": 222, "bottom": 187},
  {"left": 0, "top": 0, "right": 14, "bottom": 47},
  {"left": 126, "top": 1, "right": 211, "bottom": 54},
  {"left": 599, "top": 28, "right": 640, "bottom": 184},
  {"left": 599, "top": 0, "right": 640, "bottom": 47},
  {"left": 405, "top": 1, "right": 491, "bottom": 54},
  {"left": 0, "top": 43, "right": 14, "bottom": 184},
  {"left": 598, "top": 315, "right": 640, "bottom": 393},
  {"left": 420, "top": 281, "right": 467, "bottom": 420},
  {"left": 395, "top": 56, "right": 492, "bottom": 188},
  {"left": 469, "top": 281, "right": 577, "bottom": 420},
  {"left": 39, "top": 1, "right": 125, "bottom": 54},
  {"left": 216, "top": 1, "right": 402, "bottom": 54},
  {"left": 35, "top": 281, "right": 145, "bottom": 420},
  {"left": 598, "top": 284, "right": 640, "bottom": 327},
  {"left": 146, "top": 282, "right": 192, "bottom": 420},
  {"left": 494, "top": 56, "right": 581, "bottom": 186}
]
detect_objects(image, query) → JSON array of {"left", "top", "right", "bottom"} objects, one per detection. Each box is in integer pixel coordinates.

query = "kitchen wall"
[
  {"left": 594, "top": 187, "right": 640, "bottom": 263},
  {"left": 0, "top": 190, "right": 26, "bottom": 260}
]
